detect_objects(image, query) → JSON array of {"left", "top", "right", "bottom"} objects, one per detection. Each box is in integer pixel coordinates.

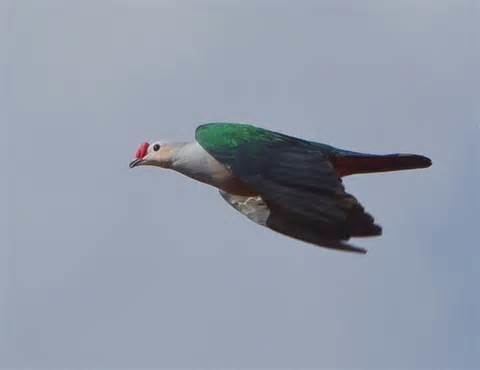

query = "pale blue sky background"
[{"left": 2, "top": 0, "right": 479, "bottom": 368}]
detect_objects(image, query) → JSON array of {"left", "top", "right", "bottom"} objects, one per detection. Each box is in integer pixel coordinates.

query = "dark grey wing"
[
  {"left": 221, "top": 141, "right": 382, "bottom": 253},
  {"left": 219, "top": 191, "right": 369, "bottom": 254}
]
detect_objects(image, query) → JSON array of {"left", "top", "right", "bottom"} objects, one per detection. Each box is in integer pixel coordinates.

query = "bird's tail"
[{"left": 331, "top": 153, "right": 432, "bottom": 177}]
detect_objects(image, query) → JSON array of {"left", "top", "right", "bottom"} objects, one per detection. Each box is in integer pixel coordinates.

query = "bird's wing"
[
  {"left": 219, "top": 191, "right": 368, "bottom": 254},
  {"left": 197, "top": 123, "right": 382, "bottom": 253}
]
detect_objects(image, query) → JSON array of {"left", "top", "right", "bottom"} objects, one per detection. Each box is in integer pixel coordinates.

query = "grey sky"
[{"left": 3, "top": 0, "right": 479, "bottom": 368}]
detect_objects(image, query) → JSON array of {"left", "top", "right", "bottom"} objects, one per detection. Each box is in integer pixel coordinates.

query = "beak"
[{"left": 129, "top": 159, "right": 144, "bottom": 168}]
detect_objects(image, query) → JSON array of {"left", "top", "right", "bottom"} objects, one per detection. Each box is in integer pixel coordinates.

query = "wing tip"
[{"left": 314, "top": 240, "right": 368, "bottom": 254}]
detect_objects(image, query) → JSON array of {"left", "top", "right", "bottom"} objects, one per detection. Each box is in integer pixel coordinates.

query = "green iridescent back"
[
  {"left": 196, "top": 123, "right": 286, "bottom": 151},
  {"left": 195, "top": 122, "right": 355, "bottom": 161}
]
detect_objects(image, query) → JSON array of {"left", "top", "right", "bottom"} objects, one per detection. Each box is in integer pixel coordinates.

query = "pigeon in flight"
[{"left": 130, "top": 122, "right": 431, "bottom": 254}]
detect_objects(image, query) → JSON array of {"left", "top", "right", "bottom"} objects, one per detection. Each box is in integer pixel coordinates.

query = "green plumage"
[
  {"left": 196, "top": 122, "right": 286, "bottom": 151},
  {"left": 195, "top": 122, "right": 349, "bottom": 159}
]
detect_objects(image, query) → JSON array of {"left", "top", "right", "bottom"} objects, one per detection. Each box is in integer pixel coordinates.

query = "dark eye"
[{"left": 153, "top": 144, "right": 161, "bottom": 151}]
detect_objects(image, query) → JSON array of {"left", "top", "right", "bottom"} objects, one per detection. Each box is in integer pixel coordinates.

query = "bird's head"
[{"left": 129, "top": 141, "right": 174, "bottom": 169}]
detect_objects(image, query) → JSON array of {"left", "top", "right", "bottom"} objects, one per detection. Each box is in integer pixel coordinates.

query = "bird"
[{"left": 129, "top": 122, "right": 432, "bottom": 254}]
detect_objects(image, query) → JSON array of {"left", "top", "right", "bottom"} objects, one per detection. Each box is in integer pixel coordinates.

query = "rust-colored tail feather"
[{"left": 332, "top": 154, "right": 432, "bottom": 177}]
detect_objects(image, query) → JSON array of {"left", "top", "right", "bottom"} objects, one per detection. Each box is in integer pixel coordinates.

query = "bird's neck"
[
  {"left": 170, "top": 141, "right": 232, "bottom": 186},
  {"left": 167, "top": 142, "right": 190, "bottom": 162},
  {"left": 169, "top": 141, "right": 256, "bottom": 195},
  {"left": 170, "top": 141, "right": 213, "bottom": 178}
]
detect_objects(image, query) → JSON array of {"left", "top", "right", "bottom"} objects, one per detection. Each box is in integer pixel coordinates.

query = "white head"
[{"left": 129, "top": 141, "right": 176, "bottom": 169}]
